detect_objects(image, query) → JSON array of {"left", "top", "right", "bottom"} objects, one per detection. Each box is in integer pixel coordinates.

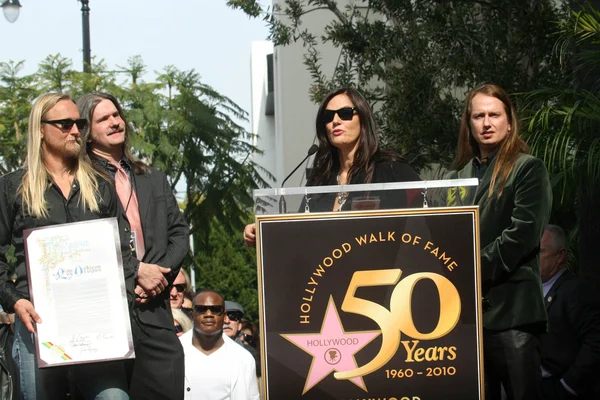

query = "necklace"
[{"left": 336, "top": 174, "right": 349, "bottom": 209}]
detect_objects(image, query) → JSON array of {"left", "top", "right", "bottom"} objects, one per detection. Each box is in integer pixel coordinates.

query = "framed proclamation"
[
  {"left": 24, "top": 217, "right": 134, "bottom": 368},
  {"left": 256, "top": 207, "right": 484, "bottom": 400}
]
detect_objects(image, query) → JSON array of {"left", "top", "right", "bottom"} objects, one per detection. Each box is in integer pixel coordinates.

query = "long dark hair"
[
  {"left": 452, "top": 83, "right": 528, "bottom": 198},
  {"left": 76, "top": 92, "right": 150, "bottom": 174},
  {"left": 309, "top": 87, "right": 397, "bottom": 186}
]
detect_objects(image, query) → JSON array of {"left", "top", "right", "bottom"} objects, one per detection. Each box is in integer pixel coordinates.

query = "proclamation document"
[{"left": 24, "top": 218, "right": 134, "bottom": 368}]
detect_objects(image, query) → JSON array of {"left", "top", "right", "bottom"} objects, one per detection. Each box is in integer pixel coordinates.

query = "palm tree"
[{"left": 520, "top": 1, "right": 600, "bottom": 279}]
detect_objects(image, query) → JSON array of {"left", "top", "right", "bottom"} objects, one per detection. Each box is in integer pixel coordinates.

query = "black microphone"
[{"left": 279, "top": 144, "right": 319, "bottom": 214}]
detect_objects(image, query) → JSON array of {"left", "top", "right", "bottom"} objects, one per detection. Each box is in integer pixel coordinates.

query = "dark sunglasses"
[
  {"left": 322, "top": 107, "right": 357, "bottom": 123},
  {"left": 172, "top": 284, "right": 186, "bottom": 293},
  {"left": 242, "top": 333, "right": 254, "bottom": 342},
  {"left": 174, "top": 324, "right": 183, "bottom": 334},
  {"left": 41, "top": 119, "right": 88, "bottom": 131},
  {"left": 226, "top": 311, "right": 243, "bottom": 321},
  {"left": 194, "top": 305, "right": 225, "bottom": 315}
]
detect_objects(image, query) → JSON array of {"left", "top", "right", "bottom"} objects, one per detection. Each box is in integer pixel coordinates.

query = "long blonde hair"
[
  {"left": 452, "top": 84, "right": 529, "bottom": 199},
  {"left": 19, "top": 93, "right": 101, "bottom": 218}
]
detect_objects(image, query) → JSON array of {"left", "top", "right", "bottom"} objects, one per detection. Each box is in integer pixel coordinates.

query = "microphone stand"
[{"left": 279, "top": 144, "right": 319, "bottom": 214}]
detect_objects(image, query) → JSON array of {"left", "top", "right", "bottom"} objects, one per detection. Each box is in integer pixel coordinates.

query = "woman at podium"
[{"left": 244, "top": 87, "right": 420, "bottom": 246}]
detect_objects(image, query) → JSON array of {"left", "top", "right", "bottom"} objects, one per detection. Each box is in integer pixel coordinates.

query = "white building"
[{"left": 249, "top": 1, "right": 353, "bottom": 202}]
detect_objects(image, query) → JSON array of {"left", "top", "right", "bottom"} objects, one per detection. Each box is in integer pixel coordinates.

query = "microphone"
[{"left": 279, "top": 144, "right": 319, "bottom": 214}]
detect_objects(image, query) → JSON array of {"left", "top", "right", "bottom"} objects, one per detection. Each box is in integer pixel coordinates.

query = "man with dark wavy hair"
[{"left": 77, "top": 92, "right": 189, "bottom": 400}]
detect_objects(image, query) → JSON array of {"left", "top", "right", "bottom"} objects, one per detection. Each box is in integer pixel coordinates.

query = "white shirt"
[{"left": 180, "top": 330, "right": 259, "bottom": 400}]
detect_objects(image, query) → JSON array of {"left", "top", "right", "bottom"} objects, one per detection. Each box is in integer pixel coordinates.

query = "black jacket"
[
  {"left": 304, "top": 160, "right": 421, "bottom": 212},
  {"left": 92, "top": 157, "right": 189, "bottom": 329},
  {"left": 540, "top": 270, "right": 600, "bottom": 397},
  {"left": 0, "top": 169, "right": 138, "bottom": 313}
]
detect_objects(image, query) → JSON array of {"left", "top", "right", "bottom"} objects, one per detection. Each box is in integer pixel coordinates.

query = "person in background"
[
  {"left": 169, "top": 269, "right": 191, "bottom": 310},
  {"left": 239, "top": 318, "right": 258, "bottom": 349},
  {"left": 172, "top": 308, "right": 193, "bottom": 337},
  {"left": 180, "top": 289, "right": 259, "bottom": 400},
  {"left": 182, "top": 291, "right": 194, "bottom": 319},
  {"left": 223, "top": 301, "right": 245, "bottom": 341},
  {"left": 538, "top": 225, "right": 600, "bottom": 399}
]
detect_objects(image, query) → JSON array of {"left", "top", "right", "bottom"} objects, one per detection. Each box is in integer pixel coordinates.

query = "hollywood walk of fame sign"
[{"left": 255, "top": 207, "right": 484, "bottom": 400}]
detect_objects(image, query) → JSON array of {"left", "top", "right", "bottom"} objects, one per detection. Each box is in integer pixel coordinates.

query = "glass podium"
[
  {"left": 252, "top": 178, "right": 485, "bottom": 400},
  {"left": 253, "top": 178, "right": 480, "bottom": 215}
]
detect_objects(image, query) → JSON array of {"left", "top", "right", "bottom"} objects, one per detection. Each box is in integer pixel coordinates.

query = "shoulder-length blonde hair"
[
  {"left": 452, "top": 84, "right": 529, "bottom": 198},
  {"left": 19, "top": 93, "right": 100, "bottom": 218},
  {"left": 172, "top": 308, "right": 193, "bottom": 334}
]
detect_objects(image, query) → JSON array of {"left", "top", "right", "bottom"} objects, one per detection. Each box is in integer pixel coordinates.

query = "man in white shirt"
[{"left": 180, "top": 289, "right": 259, "bottom": 400}]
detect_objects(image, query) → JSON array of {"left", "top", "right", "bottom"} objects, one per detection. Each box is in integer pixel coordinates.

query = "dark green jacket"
[{"left": 446, "top": 153, "right": 552, "bottom": 331}]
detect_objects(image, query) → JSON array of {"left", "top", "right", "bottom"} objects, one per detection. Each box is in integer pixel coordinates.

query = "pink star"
[{"left": 281, "top": 296, "right": 381, "bottom": 394}]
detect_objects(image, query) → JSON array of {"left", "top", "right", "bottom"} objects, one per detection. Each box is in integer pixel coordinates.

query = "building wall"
[
  {"left": 250, "top": 41, "right": 276, "bottom": 188},
  {"left": 251, "top": 1, "right": 382, "bottom": 211}
]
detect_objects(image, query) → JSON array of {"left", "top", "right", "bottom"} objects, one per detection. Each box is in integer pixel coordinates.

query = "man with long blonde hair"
[
  {"left": 0, "top": 93, "right": 135, "bottom": 399},
  {"left": 446, "top": 84, "right": 552, "bottom": 400}
]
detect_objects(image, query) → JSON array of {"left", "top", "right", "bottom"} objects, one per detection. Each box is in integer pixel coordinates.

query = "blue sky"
[{"left": 0, "top": 0, "right": 269, "bottom": 129}]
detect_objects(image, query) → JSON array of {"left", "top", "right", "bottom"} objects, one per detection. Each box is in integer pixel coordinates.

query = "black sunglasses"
[
  {"left": 242, "top": 333, "right": 254, "bottom": 342},
  {"left": 194, "top": 305, "right": 225, "bottom": 316},
  {"left": 172, "top": 284, "right": 186, "bottom": 293},
  {"left": 42, "top": 119, "right": 88, "bottom": 131},
  {"left": 174, "top": 324, "right": 183, "bottom": 334},
  {"left": 322, "top": 107, "right": 357, "bottom": 123},
  {"left": 226, "top": 311, "right": 243, "bottom": 321}
]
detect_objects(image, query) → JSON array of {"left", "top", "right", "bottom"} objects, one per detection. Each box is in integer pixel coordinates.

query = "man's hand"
[
  {"left": 14, "top": 299, "right": 41, "bottom": 333},
  {"left": 137, "top": 262, "right": 170, "bottom": 297},
  {"left": 244, "top": 223, "right": 256, "bottom": 247},
  {"left": 134, "top": 285, "right": 151, "bottom": 305}
]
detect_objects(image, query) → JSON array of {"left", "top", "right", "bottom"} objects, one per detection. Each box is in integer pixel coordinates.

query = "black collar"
[{"left": 473, "top": 148, "right": 499, "bottom": 168}]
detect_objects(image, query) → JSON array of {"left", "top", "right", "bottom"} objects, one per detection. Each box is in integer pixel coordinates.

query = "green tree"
[
  {"left": 0, "top": 55, "right": 269, "bottom": 300},
  {"left": 228, "top": 0, "right": 567, "bottom": 171},
  {"left": 194, "top": 217, "right": 259, "bottom": 321},
  {"left": 0, "top": 60, "right": 39, "bottom": 173},
  {"left": 520, "top": 1, "right": 600, "bottom": 278}
]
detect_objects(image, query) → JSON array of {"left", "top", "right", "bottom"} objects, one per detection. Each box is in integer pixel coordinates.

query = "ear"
[{"left": 557, "top": 248, "right": 567, "bottom": 264}]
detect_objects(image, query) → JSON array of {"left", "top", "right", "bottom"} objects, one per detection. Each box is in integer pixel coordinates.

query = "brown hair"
[
  {"left": 310, "top": 87, "right": 402, "bottom": 186},
  {"left": 76, "top": 92, "right": 150, "bottom": 175},
  {"left": 452, "top": 84, "right": 529, "bottom": 198}
]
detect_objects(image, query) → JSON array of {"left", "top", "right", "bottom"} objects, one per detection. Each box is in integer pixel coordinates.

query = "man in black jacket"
[
  {"left": 539, "top": 225, "right": 600, "bottom": 399},
  {"left": 77, "top": 93, "right": 189, "bottom": 400}
]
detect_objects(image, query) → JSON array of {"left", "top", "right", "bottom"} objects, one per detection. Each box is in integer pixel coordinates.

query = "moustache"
[
  {"left": 223, "top": 324, "right": 232, "bottom": 330},
  {"left": 108, "top": 126, "right": 124, "bottom": 135}
]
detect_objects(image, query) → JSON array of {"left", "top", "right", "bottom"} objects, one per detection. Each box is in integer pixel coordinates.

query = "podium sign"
[{"left": 256, "top": 207, "right": 483, "bottom": 400}]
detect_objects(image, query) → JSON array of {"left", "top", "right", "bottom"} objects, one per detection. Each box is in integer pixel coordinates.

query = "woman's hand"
[
  {"left": 244, "top": 223, "right": 257, "bottom": 247},
  {"left": 14, "top": 299, "right": 41, "bottom": 333}
]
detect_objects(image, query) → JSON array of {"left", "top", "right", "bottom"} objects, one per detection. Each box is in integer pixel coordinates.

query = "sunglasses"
[
  {"left": 172, "top": 284, "right": 186, "bottom": 293},
  {"left": 42, "top": 119, "right": 88, "bottom": 131},
  {"left": 322, "top": 107, "right": 357, "bottom": 123},
  {"left": 194, "top": 305, "right": 225, "bottom": 316},
  {"left": 242, "top": 333, "right": 254, "bottom": 342},
  {"left": 174, "top": 324, "right": 183, "bottom": 334},
  {"left": 226, "top": 311, "right": 243, "bottom": 322}
]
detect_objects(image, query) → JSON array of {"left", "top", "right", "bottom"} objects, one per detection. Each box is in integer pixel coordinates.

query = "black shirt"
[{"left": 0, "top": 169, "right": 138, "bottom": 312}]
